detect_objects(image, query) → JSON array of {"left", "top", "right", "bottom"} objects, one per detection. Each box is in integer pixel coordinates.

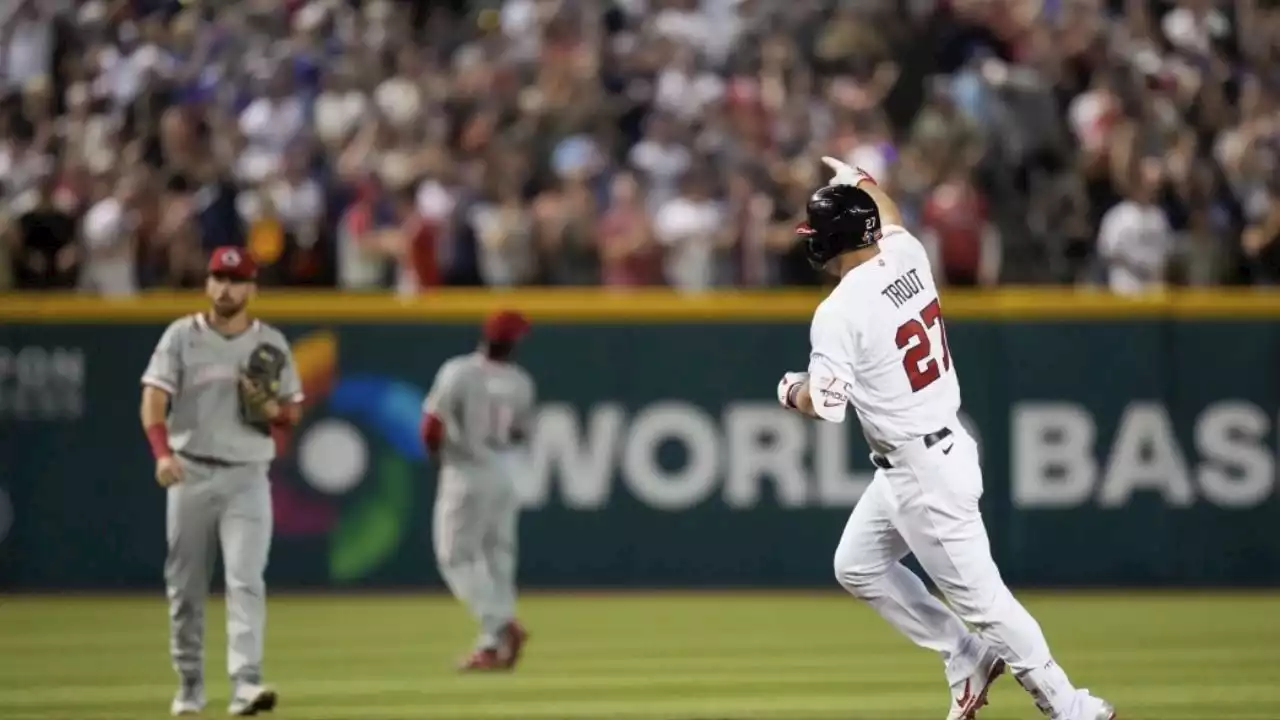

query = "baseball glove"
[{"left": 239, "top": 343, "right": 287, "bottom": 434}]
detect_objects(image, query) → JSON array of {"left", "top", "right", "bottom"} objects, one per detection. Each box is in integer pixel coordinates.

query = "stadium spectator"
[
  {"left": 653, "top": 169, "right": 730, "bottom": 292},
  {"left": 336, "top": 175, "right": 394, "bottom": 290},
  {"left": 473, "top": 175, "right": 537, "bottom": 288},
  {"left": 598, "top": 170, "right": 660, "bottom": 287},
  {"left": 919, "top": 165, "right": 1002, "bottom": 288},
  {"left": 0, "top": 0, "right": 1274, "bottom": 294},
  {"left": 630, "top": 113, "right": 693, "bottom": 217},
  {"left": 390, "top": 183, "right": 440, "bottom": 295},
  {"left": 237, "top": 142, "right": 325, "bottom": 284},
  {"left": 80, "top": 170, "right": 141, "bottom": 296},
  {"left": 536, "top": 173, "right": 601, "bottom": 286},
  {"left": 0, "top": 116, "right": 52, "bottom": 203},
  {"left": 313, "top": 63, "right": 367, "bottom": 155},
  {"left": 1097, "top": 158, "right": 1175, "bottom": 295},
  {"left": 1243, "top": 181, "right": 1280, "bottom": 284},
  {"left": 237, "top": 65, "right": 306, "bottom": 185},
  {"left": 1, "top": 0, "right": 58, "bottom": 95},
  {"left": 10, "top": 173, "right": 79, "bottom": 290}
]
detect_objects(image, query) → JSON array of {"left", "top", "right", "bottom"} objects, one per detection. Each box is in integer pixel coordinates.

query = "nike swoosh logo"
[
  {"left": 941, "top": 444, "right": 954, "bottom": 455},
  {"left": 823, "top": 399, "right": 843, "bottom": 407}
]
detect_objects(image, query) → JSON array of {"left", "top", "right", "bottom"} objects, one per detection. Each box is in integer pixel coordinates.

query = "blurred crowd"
[{"left": 2, "top": 0, "right": 1279, "bottom": 296}]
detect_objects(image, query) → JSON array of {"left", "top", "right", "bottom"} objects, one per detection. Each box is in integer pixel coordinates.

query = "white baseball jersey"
[{"left": 806, "top": 226, "right": 961, "bottom": 452}]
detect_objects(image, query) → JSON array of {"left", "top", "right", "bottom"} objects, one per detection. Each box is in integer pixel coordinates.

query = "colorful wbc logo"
[{"left": 271, "top": 330, "right": 428, "bottom": 582}]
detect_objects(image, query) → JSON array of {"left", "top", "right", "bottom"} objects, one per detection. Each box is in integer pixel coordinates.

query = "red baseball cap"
[
  {"left": 208, "top": 246, "right": 258, "bottom": 280},
  {"left": 482, "top": 310, "right": 531, "bottom": 344}
]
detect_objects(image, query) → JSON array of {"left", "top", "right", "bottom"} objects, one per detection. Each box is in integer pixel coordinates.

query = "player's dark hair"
[{"left": 484, "top": 341, "right": 515, "bottom": 361}]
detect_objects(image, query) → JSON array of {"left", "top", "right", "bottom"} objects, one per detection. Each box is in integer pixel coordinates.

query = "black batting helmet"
[{"left": 796, "top": 184, "right": 882, "bottom": 269}]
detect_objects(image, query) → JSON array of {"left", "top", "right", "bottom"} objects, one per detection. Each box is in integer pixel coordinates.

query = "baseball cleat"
[
  {"left": 1083, "top": 696, "right": 1116, "bottom": 720},
  {"left": 458, "top": 648, "right": 505, "bottom": 671},
  {"left": 171, "top": 697, "right": 204, "bottom": 717},
  {"left": 946, "top": 645, "right": 1007, "bottom": 720},
  {"left": 227, "top": 683, "right": 277, "bottom": 716},
  {"left": 498, "top": 620, "right": 529, "bottom": 669},
  {"left": 171, "top": 679, "right": 205, "bottom": 716}
]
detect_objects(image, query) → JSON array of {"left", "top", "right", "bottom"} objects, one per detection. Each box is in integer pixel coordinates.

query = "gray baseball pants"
[
  {"left": 432, "top": 467, "right": 520, "bottom": 650},
  {"left": 166, "top": 456, "right": 272, "bottom": 687}
]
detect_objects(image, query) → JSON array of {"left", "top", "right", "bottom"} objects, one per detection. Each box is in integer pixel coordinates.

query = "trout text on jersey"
[{"left": 881, "top": 268, "right": 925, "bottom": 309}]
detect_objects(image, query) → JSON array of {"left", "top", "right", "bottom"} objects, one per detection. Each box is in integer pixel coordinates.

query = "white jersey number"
[
  {"left": 485, "top": 402, "right": 516, "bottom": 447},
  {"left": 894, "top": 298, "right": 952, "bottom": 392}
]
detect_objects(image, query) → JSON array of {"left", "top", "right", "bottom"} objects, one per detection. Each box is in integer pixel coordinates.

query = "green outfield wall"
[{"left": 1, "top": 290, "right": 1278, "bottom": 590}]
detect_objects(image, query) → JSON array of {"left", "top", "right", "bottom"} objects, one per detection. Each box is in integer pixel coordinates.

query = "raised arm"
[{"left": 821, "top": 156, "right": 903, "bottom": 228}]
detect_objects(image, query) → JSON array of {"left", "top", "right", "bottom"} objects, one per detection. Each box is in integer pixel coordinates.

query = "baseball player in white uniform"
[
  {"left": 776, "top": 159, "right": 1116, "bottom": 720},
  {"left": 421, "top": 310, "right": 536, "bottom": 671},
  {"left": 140, "top": 247, "right": 302, "bottom": 716}
]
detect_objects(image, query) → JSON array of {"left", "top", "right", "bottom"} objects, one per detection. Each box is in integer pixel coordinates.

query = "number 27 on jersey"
[{"left": 895, "top": 298, "right": 951, "bottom": 392}]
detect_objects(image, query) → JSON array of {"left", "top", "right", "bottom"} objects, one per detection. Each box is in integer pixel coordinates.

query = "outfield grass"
[{"left": 0, "top": 592, "right": 1277, "bottom": 719}]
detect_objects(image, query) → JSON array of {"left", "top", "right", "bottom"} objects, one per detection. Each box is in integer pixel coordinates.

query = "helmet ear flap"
[{"left": 804, "top": 232, "right": 837, "bottom": 270}]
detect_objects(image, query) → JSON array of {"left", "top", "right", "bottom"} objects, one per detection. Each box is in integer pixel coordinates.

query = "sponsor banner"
[{"left": 1, "top": 316, "right": 1277, "bottom": 589}]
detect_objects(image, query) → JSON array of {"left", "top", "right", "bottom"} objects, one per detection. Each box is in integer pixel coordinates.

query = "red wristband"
[
  {"left": 145, "top": 423, "right": 172, "bottom": 460},
  {"left": 270, "top": 423, "right": 292, "bottom": 458},
  {"left": 269, "top": 401, "right": 298, "bottom": 427},
  {"left": 422, "top": 413, "right": 444, "bottom": 453}
]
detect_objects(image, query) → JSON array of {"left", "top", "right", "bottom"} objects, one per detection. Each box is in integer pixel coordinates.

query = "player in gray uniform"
[
  {"left": 140, "top": 247, "right": 302, "bottom": 717},
  {"left": 422, "top": 310, "right": 536, "bottom": 671}
]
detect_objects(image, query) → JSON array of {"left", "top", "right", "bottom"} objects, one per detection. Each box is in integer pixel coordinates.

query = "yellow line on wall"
[{"left": 3, "top": 288, "right": 1280, "bottom": 323}]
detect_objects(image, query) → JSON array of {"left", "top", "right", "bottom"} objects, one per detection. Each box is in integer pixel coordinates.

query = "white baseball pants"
[
  {"left": 833, "top": 425, "right": 1087, "bottom": 719},
  {"left": 166, "top": 457, "right": 272, "bottom": 689},
  {"left": 433, "top": 467, "right": 520, "bottom": 650}
]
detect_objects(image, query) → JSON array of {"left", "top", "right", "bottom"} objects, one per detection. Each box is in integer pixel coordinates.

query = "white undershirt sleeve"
[{"left": 806, "top": 304, "right": 857, "bottom": 423}]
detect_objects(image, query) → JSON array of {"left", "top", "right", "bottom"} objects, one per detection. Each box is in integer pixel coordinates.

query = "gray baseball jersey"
[
  {"left": 423, "top": 352, "right": 536, "bottom": 481},
  {"left": 426, "top": 352, "right": 535, "bottom": 652},
  {"left": 141, "top": 313, "right": 303, "bottom": 462}
]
